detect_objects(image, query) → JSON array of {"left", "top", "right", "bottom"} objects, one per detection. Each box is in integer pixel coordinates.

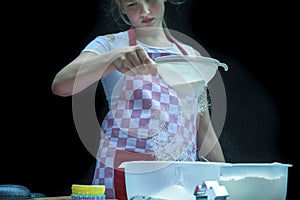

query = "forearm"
[
  {"left": 197, "top": 124, "right": 225, "bottom": 162},
  {"left": 197, "top": 110, "right": 225, "bottom": 162},
  {"left": 52, "top": 45, "right": 155, "bottom": 97},
  {"left": 51, "top": 51, "right": 117, "bottom": 97},
  {"left": 202, "top": 138, "right": 225, "bottom": 162}
]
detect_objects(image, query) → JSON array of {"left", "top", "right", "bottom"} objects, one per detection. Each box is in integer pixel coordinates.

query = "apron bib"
[{"left": 93, "top": 27, "right": 199, "bottom": 199}]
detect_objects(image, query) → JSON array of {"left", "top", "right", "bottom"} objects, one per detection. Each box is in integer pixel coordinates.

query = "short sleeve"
[{"left": 81, "top": 36, "right": 113, "bottom": 54}]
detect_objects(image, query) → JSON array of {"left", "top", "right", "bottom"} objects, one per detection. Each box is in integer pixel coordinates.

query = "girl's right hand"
[{"left": 111, "top": 45, "right": 157, "bottom": 76}]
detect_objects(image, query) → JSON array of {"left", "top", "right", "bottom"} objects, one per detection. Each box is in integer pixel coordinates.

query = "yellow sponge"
[{"left": 71, "top": 184, "right": 105, "bottom": 196}]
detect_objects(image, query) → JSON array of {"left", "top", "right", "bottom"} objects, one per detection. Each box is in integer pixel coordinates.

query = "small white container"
[{"left": 219, "top": 162, "right": 292, "bottom": 200}]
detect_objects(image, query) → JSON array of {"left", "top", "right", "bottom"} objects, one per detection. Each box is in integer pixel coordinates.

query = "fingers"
[
  {"left": 114, "top": 46, "right": 157, "bottom": 76},
  {"left": 125, "top": 50, "right": 149, "bottom": 75},
  {"left": 112, "top": 55, "right": 140, "bottom": 76},
  {"left": 136, "top": 48, "right": 152, "bottom": 64},
  {"left": 132, "top": 46, "right": 157, "bottom": 76}
]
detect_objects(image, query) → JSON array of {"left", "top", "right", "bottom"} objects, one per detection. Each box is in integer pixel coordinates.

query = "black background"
[{"left": 1, "top": 0, "right": 298, "bottom": 199}]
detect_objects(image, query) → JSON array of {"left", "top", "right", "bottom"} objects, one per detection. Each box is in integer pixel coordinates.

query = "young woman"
[{"left": 52, "top": 0, "right": 225, "bottom": 198}]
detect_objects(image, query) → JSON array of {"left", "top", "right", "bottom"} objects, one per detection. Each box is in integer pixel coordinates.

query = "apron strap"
[
  {"left": 128, "top": 26, "right": 136, "bottom": 47},
  {"left": 128, "top": 26, "right": 188, "bottom": 55},
  {"left": 165, "top": 30, "right": 189, "bottom": 55}
]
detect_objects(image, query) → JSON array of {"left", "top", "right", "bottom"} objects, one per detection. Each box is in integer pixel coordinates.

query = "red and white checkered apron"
[{"left": 92, "top": 28, "right": 199, "bottom": 199}]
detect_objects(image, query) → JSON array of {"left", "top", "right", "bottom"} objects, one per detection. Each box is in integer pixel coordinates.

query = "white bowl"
[
  {"left": 219, "top": 162, "right": 292, "bottom": 200},
  {"left": 119, "top": 161, "right": 229, "bottom": 200}
]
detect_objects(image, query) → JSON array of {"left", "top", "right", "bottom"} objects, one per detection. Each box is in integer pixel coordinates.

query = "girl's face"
[{"left": 118, "top": 0, "right": 166, "bottom": 28}]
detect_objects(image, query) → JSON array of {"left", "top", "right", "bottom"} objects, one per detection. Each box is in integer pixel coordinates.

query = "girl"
[{"left": 52, "top": 0, "right": 225, "bottom": 198}]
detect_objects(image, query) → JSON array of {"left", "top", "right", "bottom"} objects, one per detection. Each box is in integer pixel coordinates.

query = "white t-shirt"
[{"left": 82, "top": 30, "right": 197, "bottom": 108}]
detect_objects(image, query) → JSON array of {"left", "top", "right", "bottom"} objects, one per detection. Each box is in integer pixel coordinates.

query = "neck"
[{"left": 134, "top": 27, "right": 173, "bottom": 47}]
